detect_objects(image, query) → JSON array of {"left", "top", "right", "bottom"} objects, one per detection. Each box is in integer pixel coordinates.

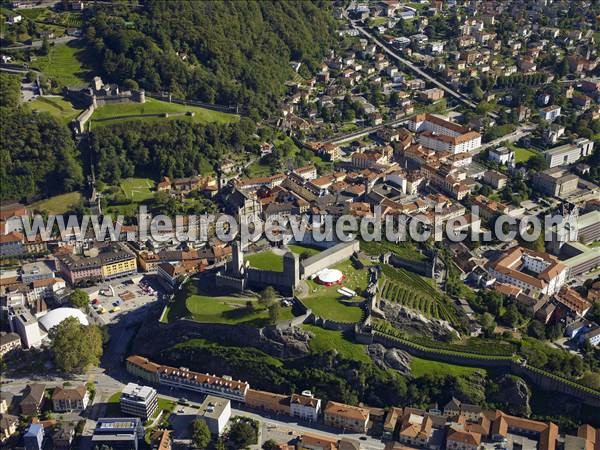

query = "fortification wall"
[
  {"left": 301, "top": 240, "right": 360, "bottom": 278},
  {"left": 372, "top": 331, "right": 600, "bottom": 407},
  {"left": 246, "top": 267, "right": 295, "bottom": 294},
  {"left": 388, "top": 253, "right": 434, "bottom": 278}
]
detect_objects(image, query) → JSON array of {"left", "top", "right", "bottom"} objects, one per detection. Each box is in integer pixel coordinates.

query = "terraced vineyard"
[{"left": 379, "top": 265, "right": 460, "bottom": 325}]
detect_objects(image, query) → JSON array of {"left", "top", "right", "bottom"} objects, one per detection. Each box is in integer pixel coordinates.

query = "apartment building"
[
  {"left": 197, "top": 396, "right": 231, "bottom": 435},
  {"left": 57, "top": 242, "right": 137, "bottom": 285},
  {"left": 120, "top": 383, "right": 158, "bottom": 420},
  {"left": 533, "top": 168, "right": 579, "bottom": 197},
  {"left": 323, "top": 401, "right": 370, "bottom": 433},
  {"left": 408, "top": 113, "right": 482, "bottom": 154},
  {"left": 290, "top": 391, "right": 322, "bottom": 422},
  {"left": 544, "top": 138, "right": 594, "bottom": 168},
  {"left": 158, "top": 366, "right": 249, "bottom": 402},
  {"left": 91, "top": 418, "right": 144, "bottom": 450}
]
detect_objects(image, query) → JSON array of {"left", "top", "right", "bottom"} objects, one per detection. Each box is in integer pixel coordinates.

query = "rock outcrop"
[
  {"left": 380, "top": 300, "right": 456, "bottom": 339},
  {"left": 367, "top": 343, "right": 412, "bottom": 375},
  {"left": 130, "top": 319, "right": 311, "bottom": 360},
  {"left": 489, "top": 375, "right": 531, "bottom": 416}
]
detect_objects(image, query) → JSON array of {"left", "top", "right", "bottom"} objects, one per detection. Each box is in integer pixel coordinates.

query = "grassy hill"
[
  {"left": 27, "top": 96, "right": 83, "bottom": 125},
  {"left": 90, "top": 98, "right": 239, "bottom": 127}
]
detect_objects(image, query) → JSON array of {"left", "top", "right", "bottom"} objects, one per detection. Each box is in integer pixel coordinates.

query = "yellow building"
[{"left": 101, "top": 256, "right": 137, "bottom": 279}]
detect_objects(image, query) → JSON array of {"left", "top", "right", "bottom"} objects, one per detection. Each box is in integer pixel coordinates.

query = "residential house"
[
  {"left": 20, "top": 384, "right": 46, "bottom": 416},
  {"left": 290, "top": 391, "right": 321, "bottom": 422},
  {"left": 323, "top": 400, "right": 370, "bottom": 433},
  {"left": 52, "top": 385, "right": 89, "bottom": 412}
]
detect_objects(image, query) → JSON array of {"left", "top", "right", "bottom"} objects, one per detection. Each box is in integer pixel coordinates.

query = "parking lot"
[{"left": 85, "top": 275, "right": 165, "bottom": 325}]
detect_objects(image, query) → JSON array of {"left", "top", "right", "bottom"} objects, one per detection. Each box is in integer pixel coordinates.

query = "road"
[
  {"left": 2, "top": 35, "right": 79, "bottom": 51},
  {"left": 473, "top": 124, "right": 536, "bottom": 154},
  {"left": 345, "top": 11, "right": 500, "bottom": 121},
  {"left": 323, "top": 111, "right": 416, "bottom": 145},
  {"left": 347, "top": 21, "right": 477, "bottom": 108}
]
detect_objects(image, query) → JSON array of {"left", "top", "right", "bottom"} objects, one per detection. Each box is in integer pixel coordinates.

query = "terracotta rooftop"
[{"left": 324, "top": 401, "right": 370, "bottom": 422}]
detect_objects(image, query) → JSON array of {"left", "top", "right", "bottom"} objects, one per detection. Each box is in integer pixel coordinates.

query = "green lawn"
[
  {"left": 17, "top": 7, "right": 48, "bottom": 20},
  {"left": 27, "top": 96, "right": 83, "bottom": 125},
  {"left": 287, "top": 244, "right": 321, "bottom": 258},
  {"left": 410, "top": 357, "right": 487, "bottom": 377},
  {"left": 301, "top": 260, "right": 367, "bottom": 323},
  {"left": 361, "top": 239, "right": 426, "bottom": 262},
  {"left": 303, "top": 324, "right": 369, "bottom": 362},
  {"left": 185, "top": 294, "right": 269, "bottom": 324},
  {"left": 30, "top": 41, "right": 91, "bottom": 87},
  {"left": 508, "top": 143, "right": 539, "bottom": 163},
  {"left": 31, "top": 192, "right": 82, "bottom": 214},
  {"left": 246, "top": 158, "right": 275, "bottom": 177},
  {"left": 90, "top": 98, "right": 239, "bottom": 127},
  {"left": 246, "top": 251, "right": 284, "bottom": 272},
  {"left": 119, "top": 177, "right": 155, "bottom": 202}
]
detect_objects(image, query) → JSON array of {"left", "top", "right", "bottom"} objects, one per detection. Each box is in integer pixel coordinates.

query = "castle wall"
[{"left": 300, "top": 240, "right": 360, "bottom": 278}]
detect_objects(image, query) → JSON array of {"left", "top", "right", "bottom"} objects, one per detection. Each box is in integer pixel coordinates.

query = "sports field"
[{"left": 119, "top": 178, "right": 154, "bottom": 202}]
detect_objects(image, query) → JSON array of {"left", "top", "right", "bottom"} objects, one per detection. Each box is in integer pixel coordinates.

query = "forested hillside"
[
  {"left": 82, "top": 0, "right": 336, "bottom": 116},
  {"left": 89, "top": 118, "right": 256, "bottom": 184},
  {"left": 0, "top": 74, "right": 84, "bottom": 202}
]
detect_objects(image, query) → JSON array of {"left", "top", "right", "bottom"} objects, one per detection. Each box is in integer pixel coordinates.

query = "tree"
[
  {"left": 123, "top": 78, "right": 139, "bottom": 90},
  {"left": 259, "top": 286, "right": 277, "bottom": 306},
  {"left": 191, "top": 419, "right": 211, "bottom": 449},
  {"left": 69, "top": 289, "right": 90, "bottom": 310},
  {"left": 227, "top": 419, "right": 258, "bottom": 449},
  {"left": 526, "top": 153, "right": 549, "bottom": 172},
  {"left": 481, "top": 312, "right": 496, "bottom": 337},
  {"left": 580, "top": 371, "right": 600, "bottom": 389},
  {"left": 40, "top": 36, "right": 49, "bottom": 56},
  {"left": 268, "top": 302, "right": 281, "bottom": 324},
  {"left": 503, "top": 304, "right": 521, "bottom": 329},
  {"left": 527, "top": 320, "right": 545, "bottom": 339},
  {"left": 263, "top": 440, "right": 280, "bottom": 450},
  {"left": 49, "top": 317, "right": 103, "bottom": 373}
]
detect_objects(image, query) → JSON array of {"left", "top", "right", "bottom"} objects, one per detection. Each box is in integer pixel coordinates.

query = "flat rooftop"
[{"left": 198, "top": 395, "right": 230, "bottom": 420}]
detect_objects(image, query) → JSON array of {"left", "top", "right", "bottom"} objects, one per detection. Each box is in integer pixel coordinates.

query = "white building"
[
  {"left": 489, "top": 247, "right": 568, "bottom": 296},
  {"left": 489, "top": 146, "right": 515, "bottom": 165},
  {"left": 10, "top": 307, "right": 42, "bottom": 348},
  {"left": 544, "top": 138, "right": 594, "bottom": 168},
  {"left": 540, "top": 105, "right": 561, "bottom": 122},
  {"left": 290, "top": 390, "right": 321, "bottom": 422},
  {"left": 409, "top": 113, "right": 481, "bottom": 154},
  {"left": 120, "top": 383, "right": 158, "bottom": 420},
  {"left": 52, "top": 385, "right": 90, "bottom": 412},
  {"left": 197, "top": 396, "right": 231, "bottom": 435}
]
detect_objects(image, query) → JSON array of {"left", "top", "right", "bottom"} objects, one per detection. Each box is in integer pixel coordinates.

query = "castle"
[
  {"left": 215, "top": 242, "right": 300, "bottom": 294},
  {"left": 66, "top": 76, "right": 146, "bottom": 133}
]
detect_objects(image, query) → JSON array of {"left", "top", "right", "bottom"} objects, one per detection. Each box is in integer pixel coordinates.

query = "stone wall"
[
  {"left": 372, "top": 331, "right": 600, "bottom": 408},
  {"left": 147, "top": 92, "right": 240, "bottom": 114},
  {"left": 301, "top": 240, "right": 360, "bottom": 278},
  {"left": 388, "top": 252, "right": 435, "bottom": 278}
]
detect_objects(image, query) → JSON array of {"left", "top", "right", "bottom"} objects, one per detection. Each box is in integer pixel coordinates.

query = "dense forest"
[
  {"left": 82, "top": 0, "right": 336, "bottom": 117},
  {"left": 89, "top": 118, "right": 256, "bottom": 184},
  {"left": 0, "top": 74, "right": 84, "bottom": 203}
]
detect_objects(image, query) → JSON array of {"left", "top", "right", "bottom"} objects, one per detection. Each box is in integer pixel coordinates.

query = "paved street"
[{"left": 346, "top": 16, "right": 479, "bottom": 111}]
